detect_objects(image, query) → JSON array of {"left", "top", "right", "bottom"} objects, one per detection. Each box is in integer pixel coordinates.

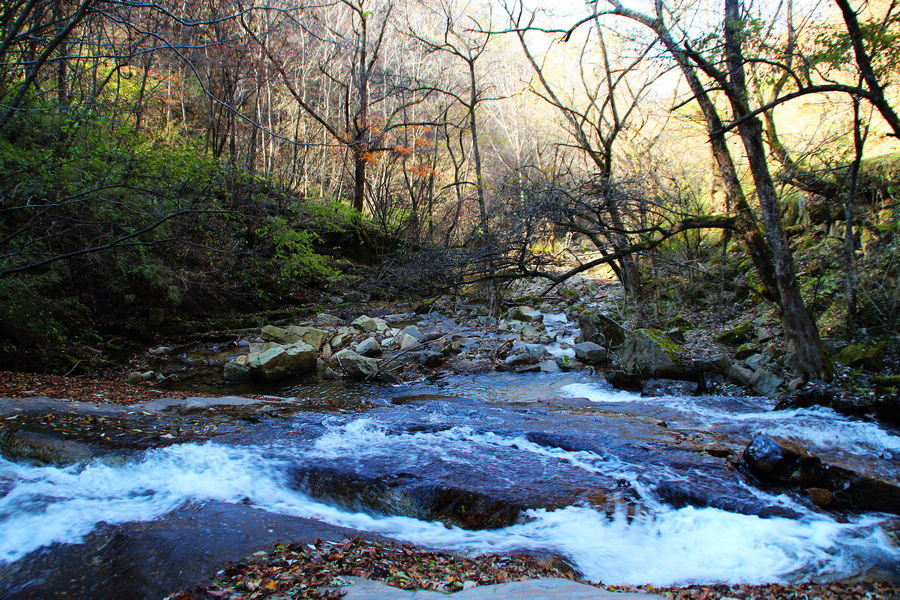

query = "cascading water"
[{"left": 1, "top": 311, "right": 899, "bottom": 588}]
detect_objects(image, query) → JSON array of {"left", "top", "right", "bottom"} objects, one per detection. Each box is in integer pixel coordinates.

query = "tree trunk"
[
  {"left": 724, "top": 0, "right": 830, "bottom": 379},
  {"left": 353, "top": 152, "right": 366, "bottom": 213},
  {"left": 843, "top": 94, "right": 865, "bottom": 332}
]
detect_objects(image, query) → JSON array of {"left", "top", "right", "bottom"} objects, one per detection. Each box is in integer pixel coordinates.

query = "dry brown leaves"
[
  {"left": 169, "top": 538, "right": 571, "bottom": 600},
  {"left": 0, "top": 370, "right": 193, "bottom": 405},
  {"left": 169, "top": 537, "right": 900, "bottom": 600},
  {"left": 610, "top": 580, "right": 900, "bottom": 599}
]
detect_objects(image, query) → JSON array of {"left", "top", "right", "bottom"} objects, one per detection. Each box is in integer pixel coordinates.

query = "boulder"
[
  {"left": 750, "top": 368, "right": 784, "bottom": 397},
  {"left": 617, "top": 329, "right": 682, "bottom": 377},
  {"left": 734, "top": 344, "right": 756, "bottom": 360},
  {"left": 808, "top": 487, "right": 834, "bottom": 508},
  {"left": 223, "top": 356, "right": 252, "bottom": 382},
  {"left": 334, "top": 349, "right": 380, "bottom": 379},
  {"left": 775, "top": 380, "right": 835, "bottom": 411},
  {"left": 726, "top": 364, "right": 754, "bottom": 387},
  {"left": 577, "top": 310, "right": 625, "bottom": 347},
  {"left": 502, "top": 353, "right": 539, "bottom": 369},
  {"left": 663, "top": 327, "right": 685, "bottom": 345},
  {"left": 742, "top": 435, "right": 823, "bottom": 488},
  {"left": 833, "top": 343, "right": 885, "bottom": 370},
  {"left": 716, "top": 320, "right": 752, "bottom": 345},
  {"left": 826, "top": 464, "right": 900, "bottom": 514},
  {"left": 315, "top": 313, "right": 344, "bottom": 326},
  {"left": 743, "top": 436, "right": 900, "bottom": 515},
  {"left": 572, "top": 341, "right": 608, "bottom": 365},
  {"left": 249, "top": 344, "right": 316, "bottom": 382},
  {"left": 607, "top": 371, "right": 644, "bottom": 392},
  {"left": 0, "top": 430, "right": 95, "bottom": 465},
  {"left": 539, "top": 359, "right": 561, "bottom": 373},
  {"left": 418, "top": 351, "right": 445, "bottom": 368},
  {"left": 396, "top": 325, "right": 423, "bottom": 340},
  {"left": 329, "top": 327, "right": 356, "bottom": 349},
  {"left": 355, "top": 337, "right": 382, "bottom": 357},
  {"left": 743, "top": 353, "right": 768, "bottom": 370},
  {"left": 286, "top": 326, "right": 329, "bottom": 351},
  {"left": 693, "top": 353, "right": 732, "bottom": 375},
  {"left": 260, "top": 325, "right": 302, "bottom": 345},
  {"left": 351, "top": 315, "right": 388, "bottom": 333},
  {"left": 507, "top": 306, "right": 543, "bottom": 323},
  {"left": 666, "top": 315, "right": 695, "bottom": 332},
  {"left": 555, "top": 355, "right": 576, "bottom": 370},
  {"left": 394, "top": 333, "right": 421, "bottom": 350},
  {"left": 519, "top": 324, "right": 543, "bottom": 339}
]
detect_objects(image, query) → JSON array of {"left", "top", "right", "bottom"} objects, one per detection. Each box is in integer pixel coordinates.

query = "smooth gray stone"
[{"left": 335, "top": 576, "right": 665, "bottom": 599}]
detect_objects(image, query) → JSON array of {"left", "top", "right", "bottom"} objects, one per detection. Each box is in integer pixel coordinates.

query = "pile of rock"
[{"left": 223, "top": 313, "right": 455, "bottom": 383}]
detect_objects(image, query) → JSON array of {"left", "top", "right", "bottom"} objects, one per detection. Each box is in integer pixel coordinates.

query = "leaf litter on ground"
[{"left": 167, "top": 537, "right": 900, "bottom": 600}]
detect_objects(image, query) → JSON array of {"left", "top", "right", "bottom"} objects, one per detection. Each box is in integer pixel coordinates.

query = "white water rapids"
[
  {"left": 2, "top": 402, "right": 898, "bottom": 586},
  {"left": 2, "top": 310, "right": 899, "bottom": 587}
]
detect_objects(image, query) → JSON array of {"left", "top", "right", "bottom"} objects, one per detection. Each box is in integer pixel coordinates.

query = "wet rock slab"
[
  {"left": 335, "top": 577, "right": 664, "bottom": 599},
  {"left": 0, "top": 501, "right": 387, "bottom": 600}
]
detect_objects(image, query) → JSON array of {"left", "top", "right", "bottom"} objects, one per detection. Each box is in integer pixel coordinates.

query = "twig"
[{"left": 64, "top": 360, "right": 81, "bottom": 377}]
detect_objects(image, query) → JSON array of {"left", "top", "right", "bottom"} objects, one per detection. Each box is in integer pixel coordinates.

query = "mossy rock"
[
  {"left": 871, "top": 375, "right": 900, "bottom": 389},
  {"left": 508, "top": 306, "right": 543, "bottom": 323},
  {"left": 558, "top": 288, "right": 579, "bottom": 301},
  {"left": 666, "top": 315, "right": 695, "bottom": 332},
  {"left": 716, "top": 320, "right": 753, "bottom": 345},
  {"left": 617, "top": 328, "right": 683, "bottom": 377},
  {"left": 735, "top": 344, "right": 756, "bottom": 360},
  {"left": 833, "top": 343, "right": 885, "bottom": 370}
]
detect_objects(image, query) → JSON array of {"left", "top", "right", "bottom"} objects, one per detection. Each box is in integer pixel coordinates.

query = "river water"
[{"left": 2, "top": 314, "right": 900, "bottom": 588}]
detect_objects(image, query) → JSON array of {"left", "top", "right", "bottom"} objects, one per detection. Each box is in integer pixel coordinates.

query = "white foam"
[
  {"left": 3, "top": 440, "right": 898, "bottom": 586},
  {"left": 561, "top": 382, "right": 643, "bottom": 403},
  {"left": 0, "top": 444, "right": 286, "bottom": 563},
  {"left": 560, "top": 382, "right": 900, "bottom": 458}
]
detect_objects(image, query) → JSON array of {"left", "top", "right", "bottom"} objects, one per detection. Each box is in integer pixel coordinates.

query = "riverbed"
[{"left": 1, "top": 312, "right": 899, "bottom": 597}]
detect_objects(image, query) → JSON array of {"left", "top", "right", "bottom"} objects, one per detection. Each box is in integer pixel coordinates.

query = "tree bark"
[{"left": 723, "top": 0, "right": 830, "bottom": 379}]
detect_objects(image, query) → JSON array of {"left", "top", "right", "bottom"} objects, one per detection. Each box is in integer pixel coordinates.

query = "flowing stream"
[{"left": 2, "top": 314, "right": 900, "bottom": 589}]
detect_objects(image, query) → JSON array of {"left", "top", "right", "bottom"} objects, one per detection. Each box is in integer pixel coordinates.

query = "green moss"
[
  {"left": 559, "top": 288, "right": 579, "bottom": 301},
  {"left": 833, "top": 343, "right": 885, "bottom": 370},
  {"left": 735, "top": 344, "right": 756, "bottom": 360},
  {"left": 871, "top": 375, "right": 900, "bottom": 388},
  {"left": 716, "top": 320, "right": 753, "bottom": 345},
  {"left": 635, "top": 328, "right": 683, "bottom": 363},
  {"left": 666, "top": 315, "right": 695, "bottom": 331}
]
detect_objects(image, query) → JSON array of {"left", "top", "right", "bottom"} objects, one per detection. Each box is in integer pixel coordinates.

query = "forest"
[
  {"left": 0, "top": 0, "right": 898, "bottom": 378},
  {"left": 2, "top": 2, "right": 900, "bottom": 598}
]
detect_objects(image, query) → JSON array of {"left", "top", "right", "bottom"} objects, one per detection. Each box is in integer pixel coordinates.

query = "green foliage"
[
  {"left": 813, "top": 13, "right": 900, "bottom": 76},
  {"left": 258, "top": 216, "right": 334, "bottom": 283},
  {"left": 0, "top": 100, "right": 365, "bottom": 371}
]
